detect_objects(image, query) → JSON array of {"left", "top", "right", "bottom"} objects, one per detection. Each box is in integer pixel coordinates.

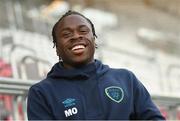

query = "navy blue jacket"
[{"left": 27, "top": 60, "right": 165, "bottom": 120}]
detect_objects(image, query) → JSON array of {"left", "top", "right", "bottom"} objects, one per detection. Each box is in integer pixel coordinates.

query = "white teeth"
[{"left": 72, "top": 45, "right": 85, "bottom": 50}]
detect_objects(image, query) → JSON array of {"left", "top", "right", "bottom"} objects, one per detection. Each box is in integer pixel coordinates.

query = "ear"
[
  {"left": 93, "top": 37, "right": 98, "bottom": 48},
  {"left": 95, "top": 43, "right": 98, "bottom": 48},
  {"left": 56, "top": 48, "right": 63, "bottom": 61},
  {"left": 93, "top": 36, "right": 96, "bottom": 40},
  {"left": 56, "top": 48, "right": 59, "bottom": 56}
]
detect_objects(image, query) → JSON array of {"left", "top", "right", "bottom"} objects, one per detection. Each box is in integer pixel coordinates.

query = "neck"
[{"left": 60, "top": 60, "right": 95, "bottom": 69}]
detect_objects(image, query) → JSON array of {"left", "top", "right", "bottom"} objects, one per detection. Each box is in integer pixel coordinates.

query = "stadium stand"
[{"left": 1, "top": 0, "right": 180, "bottom": 120}]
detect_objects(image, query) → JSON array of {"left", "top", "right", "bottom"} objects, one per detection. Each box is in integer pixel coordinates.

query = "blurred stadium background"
[{"left": 0, "top": 0, "right": 180, "bottom": 120}]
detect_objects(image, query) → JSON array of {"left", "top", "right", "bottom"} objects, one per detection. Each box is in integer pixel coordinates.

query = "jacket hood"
[{"left": 47, "top": 59, "right": 109, "bottom": 80}]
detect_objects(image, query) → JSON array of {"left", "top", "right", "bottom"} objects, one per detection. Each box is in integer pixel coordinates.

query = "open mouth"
[{"left": 71, "top": 44, "right": 86, "bottom": 55}]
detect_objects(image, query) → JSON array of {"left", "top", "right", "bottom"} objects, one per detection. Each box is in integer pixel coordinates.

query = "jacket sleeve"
[
  {"left": 130, "top": 72, "right": 165, "bottom": 120},
  {"left": 27, "top": 85, "right": 53, "bottom": 120}
]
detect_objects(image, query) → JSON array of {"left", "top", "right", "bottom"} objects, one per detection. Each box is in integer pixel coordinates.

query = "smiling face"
[{"left": 55, "top": 14, "right": 96, "bottom": 69}]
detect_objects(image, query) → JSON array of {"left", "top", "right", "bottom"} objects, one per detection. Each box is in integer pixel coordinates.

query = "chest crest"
[{"left": 105, "top": 86, "right": 124, "bottom": 103}]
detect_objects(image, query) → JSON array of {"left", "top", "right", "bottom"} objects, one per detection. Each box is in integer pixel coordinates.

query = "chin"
[{"left": 73, "top": 57, "right": 93, "bottom": 66}]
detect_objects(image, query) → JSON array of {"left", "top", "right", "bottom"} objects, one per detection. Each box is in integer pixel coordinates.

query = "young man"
[{"left": 27, "top": 10, "right": 165, "bottom": 120}]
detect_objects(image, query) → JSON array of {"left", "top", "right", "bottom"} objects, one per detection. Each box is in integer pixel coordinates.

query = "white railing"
[
  {"left": 1, "top": 77, "right": 180, "bottom": 120},
  {"left": 0, "top": 77, "right": 38, "bottom": 95},
  {"left": 0, "top": 77, "right": 38, "bottom": 120}
]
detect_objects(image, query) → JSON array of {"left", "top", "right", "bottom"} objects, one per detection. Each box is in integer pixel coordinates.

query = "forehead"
[{"left": 57, "top": 14, "right": 92, "bottom": 31}]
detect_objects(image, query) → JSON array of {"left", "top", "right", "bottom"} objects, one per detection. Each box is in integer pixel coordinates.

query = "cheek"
[
  {"left": 86, "top": 33, "right": 95, "bottom": 42},
  {"left": 56, "top": 40, "right": 67, "bottom": 51},
  {"left": 56, "top": 44, "right": 65, "bottom": 57},
  {"left": 89, "top": 39, "right": 96, "bottom": 53},
  {"left": 90, "top": 37, "right": 95, "bottom": 47}
]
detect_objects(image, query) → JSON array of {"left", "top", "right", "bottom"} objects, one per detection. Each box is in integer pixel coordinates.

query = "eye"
[
  {"left": 79, "top": 27, "right": 89, "bottom": 34},
  {"left": 80, "top": 30, "right": 88, "bottom": 33},
  {"left": 62, "top": 31, "right": 72, "bottom": 38}
]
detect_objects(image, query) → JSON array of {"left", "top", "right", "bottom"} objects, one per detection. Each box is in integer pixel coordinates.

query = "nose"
[{"left": 72, "top": 31, "right": 82, "bottom": 40}]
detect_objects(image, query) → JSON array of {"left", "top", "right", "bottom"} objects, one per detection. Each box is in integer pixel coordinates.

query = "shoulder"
[
  {"left": 108, "top": 67, "right": 136, "bottom": 79},
  {"left": 110, "top": 68, "right": 148, "bottom": 92},
  {"left": 28, "top": 78, "right": 54, "bottom": 94},
  {"left": 106, "top": 67, "right": 143, "bottom": 87}
]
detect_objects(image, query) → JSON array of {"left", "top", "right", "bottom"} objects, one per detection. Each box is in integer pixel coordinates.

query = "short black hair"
[{"left": 52, "top": 10, "right": 97, "bottom": 48}]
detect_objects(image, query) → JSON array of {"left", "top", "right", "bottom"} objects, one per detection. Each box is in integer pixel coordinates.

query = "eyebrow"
[
  {"left": 60, "top": 26, "right": 73, "bottom": 32},
  {"left": 61, "top": 24, "right": 90, "bottom": 32},
  {"left": 79, "top": 25, "right": 89, "bottom": 28}
]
